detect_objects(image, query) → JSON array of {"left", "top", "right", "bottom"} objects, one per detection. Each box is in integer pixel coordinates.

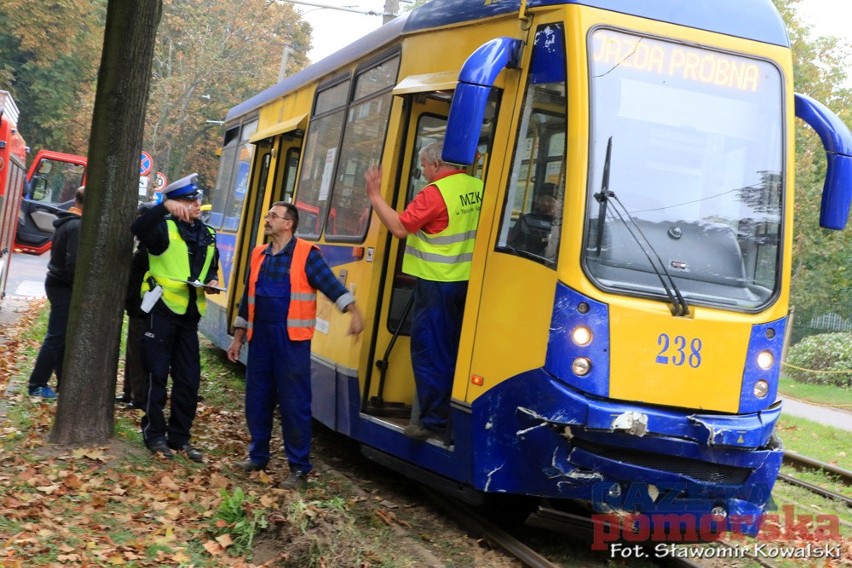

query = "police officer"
[{"left": 131, "top": 173, "right": 220, "bottom": 461}]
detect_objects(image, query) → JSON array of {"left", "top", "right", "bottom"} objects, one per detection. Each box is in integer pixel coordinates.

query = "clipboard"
[{"left": 174, "top": 278, "right": 227, "bottom": 292}]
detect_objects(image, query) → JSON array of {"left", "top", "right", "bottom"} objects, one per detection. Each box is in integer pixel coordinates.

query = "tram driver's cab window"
[{"left": 497, "top": 23, "right": 567, "bottom": 267}]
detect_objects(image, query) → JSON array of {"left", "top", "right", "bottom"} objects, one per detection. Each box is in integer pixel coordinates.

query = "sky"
[
  {"left": 298, "top": 0, "right": 852, "bottom": 72},
  {"left": 298, "top": 0, "right": 396, "bottom": 63}
]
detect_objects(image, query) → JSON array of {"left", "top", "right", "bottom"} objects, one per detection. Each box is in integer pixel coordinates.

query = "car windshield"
[{"left": 583, "top": 29, "right": 784, "bottom": 311}]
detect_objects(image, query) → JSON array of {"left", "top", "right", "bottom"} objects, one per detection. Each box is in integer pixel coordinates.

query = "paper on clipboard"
[{"left": 175, "top": 278, "right": 227, "bottom": 292}]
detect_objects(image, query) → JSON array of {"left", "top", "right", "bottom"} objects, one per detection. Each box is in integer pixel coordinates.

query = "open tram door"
[
  {"left": 222, "top": 115, "right": 305, "bottom": 346},
  {"left": 362, "top": 68, "right": 504, "bottom": 430}
]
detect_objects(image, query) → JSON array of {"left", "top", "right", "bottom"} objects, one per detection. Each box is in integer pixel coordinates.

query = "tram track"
[
  {"left": 780, "top": 450, "right": 852, "bottom": 507},
  {"left": 422, "top": 487, "right": 562, "bottom": 568},
  {"left": 423, "top": 490, "right": 722, "bottom": 568}
]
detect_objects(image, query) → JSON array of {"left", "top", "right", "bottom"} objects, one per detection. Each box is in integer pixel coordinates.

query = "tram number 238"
[{"left": 656, "top": 334, "right": 702, "bottom": 368}]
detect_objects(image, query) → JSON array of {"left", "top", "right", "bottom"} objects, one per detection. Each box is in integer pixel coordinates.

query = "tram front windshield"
[{"left": 584, "top": 29, "right": 783, "bottom": 311}]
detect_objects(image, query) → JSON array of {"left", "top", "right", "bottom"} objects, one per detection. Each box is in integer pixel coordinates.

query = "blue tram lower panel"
[
  {"left": 309, "top": 353, "right": 781, "bottom": 536},
  {"left": 471, "top": 369, "right": 783, "bottom": 534}
]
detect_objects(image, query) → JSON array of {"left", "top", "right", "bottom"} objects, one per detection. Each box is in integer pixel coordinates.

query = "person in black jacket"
[
  {"left": 116, "top": 203, "right": 153, "bottom": 408},
  {"left": 27, "top": 186, "right": 85, "bottom": 399}
]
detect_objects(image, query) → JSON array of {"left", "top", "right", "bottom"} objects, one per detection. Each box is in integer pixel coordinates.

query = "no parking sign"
[{"left": 140, "top": 151, "right": 153, "bottom": 177}]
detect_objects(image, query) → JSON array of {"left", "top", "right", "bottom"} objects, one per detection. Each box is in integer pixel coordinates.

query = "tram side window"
[
  {"left": 277, "top": 147, "right": 300, "bottom": 203},
  {"left": 497, "top": 23, "right": 567, "bottom": 267},
  {"left": 295, "top": 80, "right": 350, "bottom": 238},
  {"left": 326, "top": 55, "right": 400, "bottom": 240},
  {"left": 210, "top": 120, "right": 258, "bottom": 230}
]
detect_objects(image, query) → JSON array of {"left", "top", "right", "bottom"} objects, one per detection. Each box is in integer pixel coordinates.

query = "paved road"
[
  {"left": 1, "top": 250, "right": 849, "bottom": 432},
  {"left": 3, "top": 250, "right": 47, "bottom": 298},
  {"left": 779, "top": 396, "right": 851, "bottom": 432}
]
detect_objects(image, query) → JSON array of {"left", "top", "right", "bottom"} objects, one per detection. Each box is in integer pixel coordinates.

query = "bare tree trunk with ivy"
[{"left": 50, "top": 0, "right": 163, "bottom": 446}]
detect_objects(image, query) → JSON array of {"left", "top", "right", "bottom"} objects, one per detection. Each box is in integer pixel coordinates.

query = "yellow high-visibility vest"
[
  {"left": 403, "top": 173, "right": 483, "bottom": 282},
  {"left": 143, "top": 219, "right": 216, "bottom": 315}
]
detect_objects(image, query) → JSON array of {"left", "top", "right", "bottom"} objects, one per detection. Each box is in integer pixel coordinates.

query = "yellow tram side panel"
[
  {"left": 454, "top": 11, "right": 558, "bottom": 406},
  {"left": 396, "top": 13, "right": 528, "bottom": 81}
]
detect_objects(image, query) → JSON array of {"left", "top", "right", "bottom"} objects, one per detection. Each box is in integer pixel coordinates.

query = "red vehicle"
[
  {"left": 0, "top": 91, "right": 28, "bottom": 298},
  {"left": 15, "top": 149, "right": 87, "bottom": 254}
]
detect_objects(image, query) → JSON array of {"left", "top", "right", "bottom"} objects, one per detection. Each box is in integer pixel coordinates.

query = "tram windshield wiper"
[{"left": 593, "top": 137, "right": 690, "bottom": 317}]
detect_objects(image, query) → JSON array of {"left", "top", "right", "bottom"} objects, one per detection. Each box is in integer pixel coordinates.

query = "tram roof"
[{"left": 225, "top": 0, "right": 788, "bottom": 123}]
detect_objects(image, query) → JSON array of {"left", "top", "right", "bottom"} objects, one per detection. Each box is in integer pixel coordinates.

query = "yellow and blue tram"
[{"left": 202, "top": 0, "right": 852, "bottom": 536}]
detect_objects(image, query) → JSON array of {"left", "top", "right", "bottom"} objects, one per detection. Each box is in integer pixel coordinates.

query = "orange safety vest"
[{"left": 245, "top": 238, "right": 318, "bottom": 342}]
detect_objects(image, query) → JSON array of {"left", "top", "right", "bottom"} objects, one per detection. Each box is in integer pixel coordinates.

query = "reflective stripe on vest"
[
  {"left": 245, "top": 238, "right": 318, "bottom": 342},
  {"left": 142, "top": 219, "right": 215, "bottom": 316},
  {"left": 403, "top": 173, "right": 483, "bottom": 282}
]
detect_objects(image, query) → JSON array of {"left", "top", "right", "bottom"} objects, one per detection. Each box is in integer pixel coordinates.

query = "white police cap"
[{"left": 163, "top": 173, "right": 201, "bottom": 200}]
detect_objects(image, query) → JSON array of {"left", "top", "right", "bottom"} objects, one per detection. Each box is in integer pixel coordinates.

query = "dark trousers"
[
  {"left": 410, "top": 279, "right": 467, "bottom": 432},
  {"left": 246, "top": 322, "right": 312, "bottom": 473},
  {"left": 140, "top": 312, "right": 201, "bottom": 447},
  {"left": 28, "top": 284, "right": 72, "bottom": 391},
  {"left": 122, "top": 315, "right": 147, "bottom": 405}
]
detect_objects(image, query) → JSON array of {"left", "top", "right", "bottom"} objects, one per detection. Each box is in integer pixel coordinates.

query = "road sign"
[
  {"left": 140, "top": 151, "right": 153, "bottom": 176},
  {"left": 154, "top": 171, "right": 168, "bottom": 190}
]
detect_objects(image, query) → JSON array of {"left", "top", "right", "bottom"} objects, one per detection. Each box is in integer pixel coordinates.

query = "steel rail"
[
  {"left": 783, "top": 451, "right": 852, "bottom": 485},
  {"left": 422, "top": 488, "right": 561, "bottom": 568},
  {"left": 777, "top": 472, "right": 852, "bottom": 507}
]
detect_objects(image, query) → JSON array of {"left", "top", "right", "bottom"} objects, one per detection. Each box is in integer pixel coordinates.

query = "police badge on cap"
[{"left": 163, "top": 173, "right": 202, "bottom": 200}]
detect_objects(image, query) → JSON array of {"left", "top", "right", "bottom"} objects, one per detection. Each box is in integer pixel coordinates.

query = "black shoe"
[
  {"left": 115, "top": 395, "right": 131, "bottom": 404},
  {"left": 236, "top": 458, "right": 267, "bottom": 472},
  {"left": 148, "top": 439, "right": 174, "bottom": 459},
  {"left": 170, "top": 442, "right": 203, "bottom": 463},
  {"left": 403, "top": 424, "right": 434, "bottom": 440},
  {"left": 282, "top": 470, "right": 308, "bottom": 490}
]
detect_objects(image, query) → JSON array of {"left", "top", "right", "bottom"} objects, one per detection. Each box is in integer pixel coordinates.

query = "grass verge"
[{"left": 778, "top": 372, "right": 852, "bottom": 409}]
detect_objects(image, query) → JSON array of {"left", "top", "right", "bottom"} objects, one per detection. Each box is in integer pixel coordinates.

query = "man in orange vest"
[{"left": 227, "top": 201, "right": 364, "bottom": 489}]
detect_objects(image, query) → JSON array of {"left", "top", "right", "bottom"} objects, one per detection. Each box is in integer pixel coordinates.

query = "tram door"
[
  {"left": 366, "top": 90, "right": 495, "bottom": 421},
  {"left": 226, "top": 132, "right": 301, "bottom": 333},
  {"left": 365, "top": 93, "right": 451, "bottom": 419}
]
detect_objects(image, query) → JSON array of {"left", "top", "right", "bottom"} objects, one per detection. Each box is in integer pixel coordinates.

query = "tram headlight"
[
  {"left": 571, "top": 357, "right": 591, "bottom": 376},
  {"left": 753, "top": 380, "right": 769, "bottom": 399},
  {"left": 711, "top": 506, "right": 728, "bottom": 520},
  {"left": 756, "top": 350, "right": 774, "bottom": 370},
  {"left": 571, "top": 326, "right": 593, "bottom": 346}
]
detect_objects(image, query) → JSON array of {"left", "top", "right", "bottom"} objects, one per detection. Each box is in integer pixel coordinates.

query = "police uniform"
[{"left": 130, "top": 173, "right": 219, "bottom": 459}]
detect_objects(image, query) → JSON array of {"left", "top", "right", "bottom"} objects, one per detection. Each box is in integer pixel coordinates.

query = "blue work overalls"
[
  {"left": 410, "top": 278, "right": 468, "bottom": 433},
  {"left": 245, "top": 269, "right": 313, "bottom": 473}
]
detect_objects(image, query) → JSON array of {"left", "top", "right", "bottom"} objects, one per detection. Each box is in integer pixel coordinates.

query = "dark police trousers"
[{"left": 140, "top": 311, "right": 201, "bottom": 448}]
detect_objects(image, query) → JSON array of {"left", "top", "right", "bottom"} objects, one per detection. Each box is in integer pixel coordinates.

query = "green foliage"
[
  {"left": 213, "top": 487, "right": 269, "bottom": 556},
  {"left": 785, "top": 332, "right": 852, "bottom": 387},
  {"left": 771, "top": 0, "right": 852, "bottom": 344},
  {"left": 287, "top": 497, "right": 348, "bottom": 534},
  {"left": 0, "top": 0, "right": 310, "bottom": 182}
]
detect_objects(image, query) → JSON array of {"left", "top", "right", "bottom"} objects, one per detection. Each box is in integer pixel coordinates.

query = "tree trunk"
[{"left": 50, "top": 0, "right": 162, "bottom": 446}]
